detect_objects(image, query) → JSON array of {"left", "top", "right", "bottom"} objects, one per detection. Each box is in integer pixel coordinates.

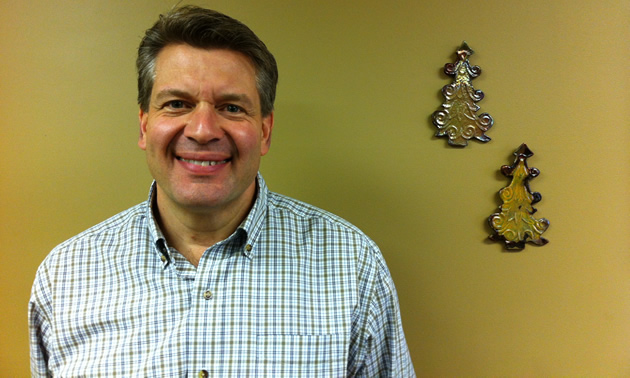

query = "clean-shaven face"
[{"left": 138, "top": 44, "right": 273, "bottom": 216}]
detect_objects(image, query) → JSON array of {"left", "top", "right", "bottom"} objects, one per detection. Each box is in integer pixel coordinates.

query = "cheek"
[
  {"left": 231, "top": 126, "right": 265, "bottom": 154},
  {"left": 145, "top": 121, "right": 182, "bottom": 152}
]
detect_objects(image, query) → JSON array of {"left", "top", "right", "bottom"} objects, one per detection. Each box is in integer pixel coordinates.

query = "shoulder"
[
  {"left": 58, "top": 201, "right": 147, "bottom": 247},
  {"left": 267, "top": 191, "right": 369, "bottom": 237},
  {"left": 264, "top": 191, "right": 385, "bottom": 263},
  {"left": 31, "top": 201, "right": 150, "bottom": 313},
  {"left": 38, "top": 202, "right": 149, "bottom": 271}
]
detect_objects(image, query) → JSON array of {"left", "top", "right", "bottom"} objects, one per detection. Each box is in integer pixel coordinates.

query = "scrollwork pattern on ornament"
[
  {"left": 488, "top": 144, "right": 550, "bottom": 251},
  {"left": 432, "top": 41, "right": 493, "bottom": 147}
]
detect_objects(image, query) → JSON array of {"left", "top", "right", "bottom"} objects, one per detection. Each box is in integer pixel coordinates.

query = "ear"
[
  {"left": 260, "top": 112, "right": 274, "bottom": 156},
  {"left": 138, "top": 108, "right": 148, "bottom": 150}
]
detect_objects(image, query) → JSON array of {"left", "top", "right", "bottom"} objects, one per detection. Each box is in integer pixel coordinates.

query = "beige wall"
[{"left": 2, "top": 0, "right": 629, "bottom": 375}]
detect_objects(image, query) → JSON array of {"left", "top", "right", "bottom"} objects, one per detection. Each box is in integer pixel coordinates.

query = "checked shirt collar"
[{"left": 145, "top": 173, "right": 269, "bottom": 266}]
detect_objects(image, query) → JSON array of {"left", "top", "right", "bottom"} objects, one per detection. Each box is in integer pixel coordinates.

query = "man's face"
[{"left": 138, "top": 44, "right": 273, "bottom": 216}]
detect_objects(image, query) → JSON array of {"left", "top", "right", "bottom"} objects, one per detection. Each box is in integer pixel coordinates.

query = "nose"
[{"left": 184, "top": 105, "right": 224, "bottom": 144}]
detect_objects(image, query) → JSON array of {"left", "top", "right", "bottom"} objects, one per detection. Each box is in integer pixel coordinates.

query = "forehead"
[{"left": 152, "top": 44, "right": 259, "bottom": 98}]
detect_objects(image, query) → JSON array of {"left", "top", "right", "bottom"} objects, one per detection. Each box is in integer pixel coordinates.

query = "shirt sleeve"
[
  {"left": 350, "top": 243, "right": 415, "bottom": 377},
  {"left": 29, "top": 264, "right": 52, "bottom": 377}
]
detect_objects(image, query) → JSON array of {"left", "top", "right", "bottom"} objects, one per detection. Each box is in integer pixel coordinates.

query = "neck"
[{"left": 153, "top": 185, "right": 256, "bottom": 266}]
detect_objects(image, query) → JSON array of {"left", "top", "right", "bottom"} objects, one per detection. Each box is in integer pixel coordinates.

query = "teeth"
[{"left": 179, "top": 157, "right": 228, "bottom": 166}]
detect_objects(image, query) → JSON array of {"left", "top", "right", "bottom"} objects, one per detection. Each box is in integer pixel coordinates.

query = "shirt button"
[
  {"left": 160, "top": 255, "right": 167, "bottom": 263},
  {"left": 199, "top": 370, "right": 209, "bottom": 378},
  {"left": 245, "top": 244, "right": 252, "bottom": 252},
  {"left": 203, "top": 290, "right": 213, "bottom": 300}
]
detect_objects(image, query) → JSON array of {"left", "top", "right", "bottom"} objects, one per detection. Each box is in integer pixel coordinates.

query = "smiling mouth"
[{"left": 177, "top": 157, "right": 230, "bottom": 166}]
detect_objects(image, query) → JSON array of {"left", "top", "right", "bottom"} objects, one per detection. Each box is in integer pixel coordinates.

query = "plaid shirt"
[{"left": 29, "top": 174, "right": 414, "bottom": 377}]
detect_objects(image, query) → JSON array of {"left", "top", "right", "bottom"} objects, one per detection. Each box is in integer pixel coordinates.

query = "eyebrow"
[
  {"left": 153, "top": 89, "right": 192, "bottom": 104},
  {"left": 216, "top": 93, "right": 256, "bottom": 111},
  {"left": 153, "top": 89, "right": 256, "bottom": 110}
]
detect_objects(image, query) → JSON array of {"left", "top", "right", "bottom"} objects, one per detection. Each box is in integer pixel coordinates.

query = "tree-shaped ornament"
[
  {"left": 488, "top": 144, "right": 550, "bottom": 250},
  {"left": 432, "top": 42, "right": 493, "bottom": 147}
]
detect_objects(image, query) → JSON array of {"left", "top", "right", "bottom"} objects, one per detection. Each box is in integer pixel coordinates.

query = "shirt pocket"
[{"left": 256, "top": 333, "right": 348, "bottom": 377}]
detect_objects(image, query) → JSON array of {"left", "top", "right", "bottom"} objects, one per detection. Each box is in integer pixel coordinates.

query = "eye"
[
  {"left": 165, "top": 100, "right": 187, "bottom": 109},
  {"left": 225, "top": 104, "right": 242, "bottom": 113}
]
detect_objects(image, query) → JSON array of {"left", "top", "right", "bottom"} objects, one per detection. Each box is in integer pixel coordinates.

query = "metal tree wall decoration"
[
  {"left": 432, "top": 41, "right": 493, "bottom": 147},
  {"left": 488, "top": 144, "right": 550, "bottom": 250}
]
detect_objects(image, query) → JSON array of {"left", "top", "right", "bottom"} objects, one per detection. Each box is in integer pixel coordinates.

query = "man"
[{"left": 29, "top": 6, "right": 414, "bottom": 376}]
